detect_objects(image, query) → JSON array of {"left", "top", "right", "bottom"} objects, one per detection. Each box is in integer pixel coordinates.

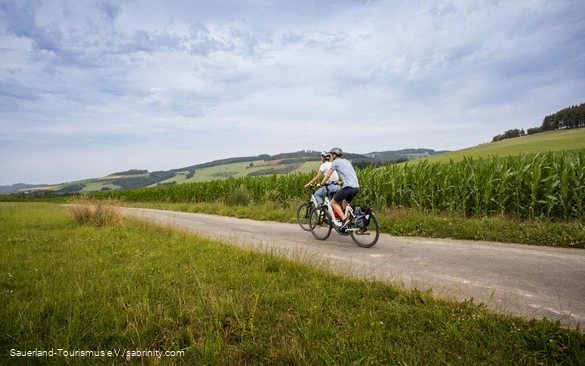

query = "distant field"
[
  {"left": 19, "top": 178, "right": 99, "bottom": 192},
  {"left": 19, "top": 185, "right": 61, "bottom": 191},
  {"left": 294, "top": 161, "right": 321, "bottom": 174},
  {"left": 80, "top": 182, "right": 121, "bottom": 193},
  {"left": 97, "top": 173, "right": 149, "bottom": 180},
  {"left": 155, "top": 159, "right": 321, "bottom": 185},
  {"left": 423, "top": 128, "right": 585, "bottom": 163}
]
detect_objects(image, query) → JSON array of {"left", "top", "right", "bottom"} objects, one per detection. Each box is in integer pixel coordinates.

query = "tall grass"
[
  {"left": 68, "top": 196, "right": 123, "bottom": 226},
  {"left": 92, "top": 150, "right": 585, "bottom": 221}
]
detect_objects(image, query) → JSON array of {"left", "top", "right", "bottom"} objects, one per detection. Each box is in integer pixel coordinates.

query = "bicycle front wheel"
[
  {"left": 309, "top": 206, "right": 332, "bottom": 240},
  {"left": 296, "top": 202, "right": 314, "bottom": 231},
  {"left": 350, "top": 211, "right": 380, "bottom": 248}
]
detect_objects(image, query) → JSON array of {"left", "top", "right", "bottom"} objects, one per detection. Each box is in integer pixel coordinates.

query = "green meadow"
[
  {"left": 422, "top": 129, "right": 585, "bottom": 164},
  {"left": 2, "top": 202, "right": 584, "bottom": 365}
]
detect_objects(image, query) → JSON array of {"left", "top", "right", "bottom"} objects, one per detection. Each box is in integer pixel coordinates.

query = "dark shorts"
[{"left": 333, "top": 187, "right": 360, "bottom": 204}]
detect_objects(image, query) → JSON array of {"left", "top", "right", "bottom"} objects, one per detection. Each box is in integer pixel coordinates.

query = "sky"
[{"left": 1, "top": 0, "right": 584, "bottom": 185}]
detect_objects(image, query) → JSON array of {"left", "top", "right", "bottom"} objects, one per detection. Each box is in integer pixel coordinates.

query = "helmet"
[
  {"left": 320, "top": 151, "right": 331, "bottom": 158},
  {"left": 329, "top": 147, "right": 343, "bottom": 156}
]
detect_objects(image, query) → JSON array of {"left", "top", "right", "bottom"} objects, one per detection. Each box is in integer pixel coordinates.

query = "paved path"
[{"left": 121, "top": 207, "right": 585, "bottom": 329}]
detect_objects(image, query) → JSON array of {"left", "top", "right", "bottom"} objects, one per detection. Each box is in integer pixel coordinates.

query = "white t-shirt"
[{"left": 320, "top": 162, "right": 339, "bottom": 182}]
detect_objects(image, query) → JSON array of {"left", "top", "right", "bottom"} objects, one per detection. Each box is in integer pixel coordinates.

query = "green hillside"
[
  {"left": 422, "top": 128, "right": 585, "bottom": 164},
  {"left": 11, "top": 128, "right": 585, "bottom": 196},
  {"left": 174, "top": 159, "right": 322, "bottom": 184}
]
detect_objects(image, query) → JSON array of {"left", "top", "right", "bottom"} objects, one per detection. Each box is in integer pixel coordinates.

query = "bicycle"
[
  {"left": 308, "top": 183, "right": 380, "bottom": 248},
  {"left": 296, "top": 183, "right": 342, "bottom": 232},
  {"left": 296, "top": 184, "right": 320, "bottom": 231}
]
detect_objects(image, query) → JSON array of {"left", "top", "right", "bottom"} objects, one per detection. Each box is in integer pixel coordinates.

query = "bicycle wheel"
[
  {"left": 296, "top": 202, "right": 314, "bottom": 231},
  {"left": 350, "top": 211, "right": 380, "bottom": 248},
  {"left": 309, "top": 206, "right": 332, "bottom": 240}
]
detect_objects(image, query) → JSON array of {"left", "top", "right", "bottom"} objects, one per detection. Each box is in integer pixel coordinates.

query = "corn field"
[
  {"left": 93, "top": 174, "right": 311, "bottom": 207},
  {"left": 359, "top": 151, "right": 585, "bottom": 221},
  {"left": 94, "top": 150, "right": 585, "bottom": 221}
]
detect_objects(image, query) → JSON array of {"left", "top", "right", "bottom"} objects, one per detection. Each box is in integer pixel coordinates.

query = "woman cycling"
[{"left": 304, "top": 151, "right": 340, "bottom": 205}]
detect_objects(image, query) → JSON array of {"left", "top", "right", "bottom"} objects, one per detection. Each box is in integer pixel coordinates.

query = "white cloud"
[{"left": 0, "top": 0, "right": 584, "bottom": 184}]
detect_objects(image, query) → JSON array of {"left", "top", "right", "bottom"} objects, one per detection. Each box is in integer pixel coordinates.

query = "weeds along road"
[{"left": 120, "top": 207, "right": 585, "bottom": 329}]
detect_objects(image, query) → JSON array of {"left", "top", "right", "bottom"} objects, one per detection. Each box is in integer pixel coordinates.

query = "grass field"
[
  {"left": 422, "top": 128, "right": 585, "bottom": 164},
  {"left": 1, "top": 202, "right": 584, "bottom": 365}
]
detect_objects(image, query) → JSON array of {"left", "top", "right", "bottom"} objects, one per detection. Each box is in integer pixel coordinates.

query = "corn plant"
[{"left": 93, "top": 150, "right": 585, "bottom": 221}]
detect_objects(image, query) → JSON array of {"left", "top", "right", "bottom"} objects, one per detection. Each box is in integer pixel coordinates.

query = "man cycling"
[
  {"left": 318, "top": 147, "right": 359, "bottom": 230},
  {"left": 304, "top": 151, "right": 340, "bottom": 205}
]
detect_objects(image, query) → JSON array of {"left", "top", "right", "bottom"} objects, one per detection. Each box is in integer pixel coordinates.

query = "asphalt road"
[{"left": 121, "top": 207, "right": 585, "bottom": 329}]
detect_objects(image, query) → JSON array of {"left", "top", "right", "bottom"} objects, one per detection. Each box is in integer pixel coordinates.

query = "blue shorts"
[{"left": 333, "top": 187, "right": 360, "bottom": 203}]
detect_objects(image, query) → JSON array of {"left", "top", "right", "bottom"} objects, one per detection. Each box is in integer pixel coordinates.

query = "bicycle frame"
[{"left": 320, "top": 184, "right": 355, "bottom": 230}]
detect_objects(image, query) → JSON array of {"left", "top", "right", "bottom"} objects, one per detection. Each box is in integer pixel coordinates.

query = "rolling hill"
[
  {"left": 2, "top": 149, "right": 447, "bottom": 195},
  {"left": 420, "top": 128, "right": 585, "bottom": 164},
  {"left": 7, "top": 128, "right": 585, "bottom": 195}
]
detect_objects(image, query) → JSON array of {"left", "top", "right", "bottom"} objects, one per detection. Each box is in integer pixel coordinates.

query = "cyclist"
[
  {"left": 304, "top": 151, "right": 340, "bottom": 205},
  {"left": 318, "top": 147, "right": 359, "bottom": 230}
]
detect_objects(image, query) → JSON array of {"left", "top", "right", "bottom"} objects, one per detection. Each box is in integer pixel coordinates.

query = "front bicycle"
[{"left": 309, "top": 205, "right": 333, "bottom": 240}]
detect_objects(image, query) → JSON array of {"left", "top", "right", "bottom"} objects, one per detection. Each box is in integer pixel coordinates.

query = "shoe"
[{"left": 340, "top": 218, "right": 350, "bottom": 230}]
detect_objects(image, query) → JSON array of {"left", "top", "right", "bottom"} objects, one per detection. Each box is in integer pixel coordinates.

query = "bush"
[
  {"left": 224, "top": 184, "right": 252, "bottom": 206},
  {"left": 68, "top": 196, "right": 123, "bottom": 227}
]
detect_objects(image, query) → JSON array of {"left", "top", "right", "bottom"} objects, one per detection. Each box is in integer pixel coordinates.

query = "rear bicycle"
[
  {"left": 349, "top": 207, "right": 380, "bottom": 248},
  {"left": 297, "top": 185, "right": 318, "bottom": 231},
  {"left": 297, "top": 201, "right": 315, "bottom": 231}
]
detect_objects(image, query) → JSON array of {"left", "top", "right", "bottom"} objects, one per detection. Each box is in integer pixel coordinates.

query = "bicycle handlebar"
[{"left": 306, "top": 181, "right": 339, "bottom": 189}]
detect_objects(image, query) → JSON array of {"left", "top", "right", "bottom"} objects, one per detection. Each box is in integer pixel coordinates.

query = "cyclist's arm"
[{"left": 305, "top": 171, "right": 323, "bottom": 188}]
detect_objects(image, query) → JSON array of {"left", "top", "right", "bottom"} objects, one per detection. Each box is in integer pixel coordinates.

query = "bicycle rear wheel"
[
  {"left": 309, "top": 206, "right": 332, "bottom": 240},
  {"left": 296, "top": 202, "right": 314, "bottom": 231},
  {"left": 350, "top": 211, "right": 380, "bottom": 248}
]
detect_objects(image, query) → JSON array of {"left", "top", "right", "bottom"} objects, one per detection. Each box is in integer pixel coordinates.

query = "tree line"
[
  {"left": 492, "top": 102, "right": 584, "bottom": 142},
  {"left": 108, "top": 169, "right": 148, "bottom": 176},
  {"left": 540, "top": 103, "right": 585, "bottom": 131}
]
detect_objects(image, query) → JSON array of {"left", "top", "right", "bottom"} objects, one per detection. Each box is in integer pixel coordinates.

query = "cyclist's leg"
[
  {"left": 327, "top": 184, "right": 340, "bottom": 200},
  {"left": 331, "top": 198, "right": 344, "bottom": 220},
  {"left": 313, "top": 186, "right": 327, "bottom": 205},
  {"left": 334, "top": 188, "right": 360, "bottom": 220},
  {"left": 332, "top": 187, "right": 352, "bottom": 220},
  {"left": 345, "top": 188, "right": 360, "bottom": 208}
]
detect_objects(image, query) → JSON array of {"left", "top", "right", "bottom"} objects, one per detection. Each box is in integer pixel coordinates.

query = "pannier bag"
[{"left": 354, "top": 206, "right": 372, "bottom": 229}]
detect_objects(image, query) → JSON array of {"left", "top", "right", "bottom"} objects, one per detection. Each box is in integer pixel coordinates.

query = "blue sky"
[{"left": 1, "top": 0, "right": 584, "bottom": 185}]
